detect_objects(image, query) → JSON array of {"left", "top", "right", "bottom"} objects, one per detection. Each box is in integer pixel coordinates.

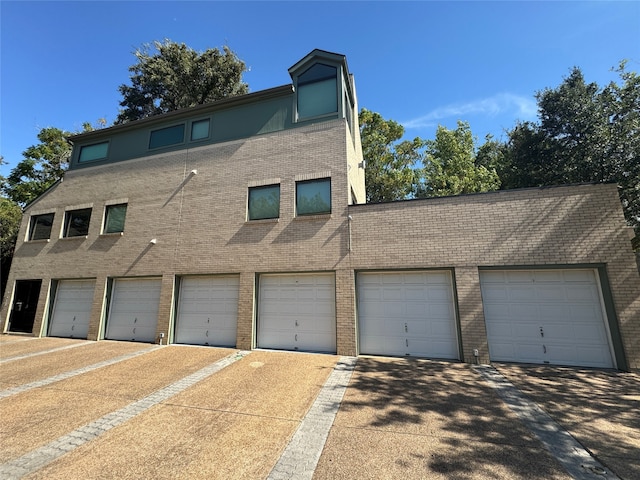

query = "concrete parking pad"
[
  {"left": 0, "top": 340, "right": 152, "bottom": 387},
  {"left": 314, "top": 356, "right": 571, "bottom": 480},
  {"left": 0, "top": 345, "right": 233, "bottom": 462},
  {"left": 497, "top": 364, "right": 640, "bottom": 480},
  {"left": 24, "top": 351, "right": 338, "bottom": 480},
  {"left": 0, "top": 337, "right": 87, "bottom": 360}
]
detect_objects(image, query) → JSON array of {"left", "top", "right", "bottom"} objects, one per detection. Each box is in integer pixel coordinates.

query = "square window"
[
  {"left": 191, "top": 119, "right": 210, "bottom": 141},
  {"left": 248, "top": 184, "right": 280, "bottom": 220},
  {"left": 296, "top": 178, "right": 331, "bottom": 216},
  {"left": 104, "top": 204, "right": 127, "bottom": 234},
  {"left": 149, "top": 124, "right": 185, "bottom": 149},
  {"left": 63, "top": 208, "right": 92, "bottom": 237},
  {"left": 29, "top": 213, "right": 54, "bottom": 241}
]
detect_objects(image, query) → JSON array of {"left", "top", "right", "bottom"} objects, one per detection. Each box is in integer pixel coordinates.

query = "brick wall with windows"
[{"left": 2, "top": 118, "right": 638, "bottom": 369}]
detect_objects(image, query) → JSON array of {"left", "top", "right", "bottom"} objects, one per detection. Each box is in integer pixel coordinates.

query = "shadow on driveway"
[
  {"left": 315, "top": 356, "right": 571, "bottom": 479},
  {"left": 497, "top": 364, "right": 640, "bottom": 480}
]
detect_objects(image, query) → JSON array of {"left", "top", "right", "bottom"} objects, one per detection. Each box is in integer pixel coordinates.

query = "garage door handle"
[
  {"left": 543, "top": 345, "right": 547, "bottom": 354},
  {"left": 134, "top": 318, "right": 137, "bottom": 323},
  {"left": 206, "top": 330, "right": 209, "bottom": 337},
  {"left": 295, "top": 334, "right": 298, "bottom": 342},
  {"left": 406, "top": 339, "right": 409, "bottom": 347},
  {"left": 405, "top": 323, "right": 408, "bottom": 333},
  {"left": 73, "top": 316, "right": 76, "bottom": 322},
  {"left": 133, "top": 327, "right": 136, "bottom": 334}
]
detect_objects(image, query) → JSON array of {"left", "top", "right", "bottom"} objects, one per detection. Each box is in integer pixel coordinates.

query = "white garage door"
[
  {"left": 480, "top": 269, "right": 614, "bottom": 368},
  {"left": 49, "top": 279, "right": 95, "bottom": 339},
  {"left": 106, "top": 278, "right": 161, "bottom": 343},
  {"left": 358, "top": 271, "right": 459, "bottom": 359},
  {"left": 257, "top": 273, "right": 336, "bottom": 353},
  {"left": 175, "top": 276, "right": 239, "bottom": 346}
]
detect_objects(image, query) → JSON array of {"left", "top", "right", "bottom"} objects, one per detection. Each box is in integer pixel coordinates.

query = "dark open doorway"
[{"left": 8, "top": 280, "right": 42, "bottom": 333}]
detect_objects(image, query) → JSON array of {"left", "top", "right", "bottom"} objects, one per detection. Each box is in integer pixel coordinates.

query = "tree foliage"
[
  {"left": 116, "top": 40, "right": 248, "bottom": 124},
  {"left": 502, "top": 63, "right": 640, "bottom": 236},
  {"left": 417, "top": 121, "right": 501, "bottom": 198},
  {"left": 359, "top": 108, "right": 423, "bottom": 203},
  {"left": 2, "top": 127, "right": 72, "bottom": 206}
]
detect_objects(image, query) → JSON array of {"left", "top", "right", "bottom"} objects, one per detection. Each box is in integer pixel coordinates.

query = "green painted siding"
[{"left": 69, "top": 92, "right": 294, "bottom": 170}]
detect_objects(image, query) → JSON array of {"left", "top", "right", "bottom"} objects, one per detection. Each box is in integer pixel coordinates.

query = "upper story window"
[
  {"left": 79, "top": 141, "right": 109, "bottom": 163},
  {"left": 63, "top": 208, "right": 92, "bottom": 237},
  {"left": 248, "top": 184, "right": 280, "bottom": 221},
  {"left": 191, "top": 119, "right": 210, "bottom": 141},
  {"left": 149, "top": 124, "right": 185, "bottom": 149},
  {"left": 297, "top": 63, "right": 337, "bottom": 120},
  {"left": 29, "top": 213, "right": 54, "bottom": 241},
  {"left": 103, "top": 204, "right": 127, "bottom": 234},
  {"left": 296, "top": 178, "right": 331, "bottom": 216}
]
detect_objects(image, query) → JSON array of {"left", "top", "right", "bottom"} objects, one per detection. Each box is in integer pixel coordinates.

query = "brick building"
[{"left": 2, "top": 50, "right": 639, "bottom": 370}]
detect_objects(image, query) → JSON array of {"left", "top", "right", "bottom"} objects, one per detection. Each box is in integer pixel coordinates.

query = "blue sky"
[{"left": 1, "top": 1, "right": 639, "bottom": 174}]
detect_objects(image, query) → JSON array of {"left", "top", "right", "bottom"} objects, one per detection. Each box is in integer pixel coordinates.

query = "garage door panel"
[
  {"left": 480, "top": 269, "right": 614, "bottom": 368},
  {"left": 49, "top": 280, "right": 95, "bottom": 339},
  {"left": 537, "top": 286, "right": 567, "bottom": 302},
  {"left": 427, "top": 285, "right": 452, "bottom": 302},
  {"left": 175, "top": 276, "right": 238, "bottom": 347},
  {"left": 107, "top": 278, "right": 161, "bottom": 343},
  {"left": 566, "top": 285, "right": 599, "bottom": 302},
  {"left": 358, "top": 271, "right": 458, "bottom": 359},
  {"left": 562, "top": 270, "right": 595, "bottom": 283},
  {"left": 258, "top": 273, "right": 336, "bottom": 353}
]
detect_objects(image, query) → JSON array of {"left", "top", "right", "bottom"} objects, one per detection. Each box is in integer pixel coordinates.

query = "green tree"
[
  {"left": 3, "top": 127, "right": 72, "bottom": 206},
  {"left": 116, "top": 40, "right": 248, "bottom": 124},
  {"left": 0, "top": 157, "right": 23, "bottom": 297},
  {"left": 503, "top": 63, "right": 640, "bottom": 238},
  {"left": 359, "top": 108, "right": 424, "bottom": 203},
  {"left": 417, "top": 121, "right": 500, "bottom": 198}
]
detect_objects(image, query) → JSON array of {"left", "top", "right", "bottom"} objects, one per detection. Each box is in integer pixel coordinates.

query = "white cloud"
[{"left": 402, "top": 93, "right": 537, "bottom": 129}]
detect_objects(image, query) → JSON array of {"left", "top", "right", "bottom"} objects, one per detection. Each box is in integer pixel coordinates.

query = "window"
[
  {"left": 248, "top": 184, "right": 280, "bottom": 220},
  {"left": 149, "top": 124, "right": 185, "bottom": 149},
  {"left": 79, "top": 142, "right": 109, "bottom": 163},
  {"left": 103, "top": 204, "right": 127, "bottom": 233},
  {"left": 63, "top": 208, "right": 92, "bottom": 237},
  {"left": 297, "top": 63, "right": 337, "bottom": 119},
  {"left": 191, "top": 119, "right": 210, "bottom": 141},
  {"left": 296, "top": 178, "right": 331, "bottom": 216},
  {"left": 29, "top": 213, "right": 54, "bottom": 241}
]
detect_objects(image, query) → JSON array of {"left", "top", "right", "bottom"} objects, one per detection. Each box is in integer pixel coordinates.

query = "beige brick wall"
[
  {"left": 2, "top": 119, "right": 638, "bottom": 369},
  {"left": 1, "top": 120, "right": 355, "bottom": 351},
  {"left": 347, "top": 184, "right": 640, "bottom": 369}
]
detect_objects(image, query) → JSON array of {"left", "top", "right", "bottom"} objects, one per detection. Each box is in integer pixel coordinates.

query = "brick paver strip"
[
  {"left": 0, "top": 345, "right": 160, "bottom": 399},
  {"left": 475, "top": 365, "right": 621, "bottom": 480},
  {"left": 0, "top": 341, "right": 92, "bottom": 365},
  {"left": 267, "top": 356, "right": 357, "bottom": 480},
  {"left": 0, "top": 350, "right": 250, "bottom": 479}
]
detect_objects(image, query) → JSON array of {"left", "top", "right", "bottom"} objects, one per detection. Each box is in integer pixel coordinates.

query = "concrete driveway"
[{"left": 0, "top": 335, "right": 637, "bottom": 480}]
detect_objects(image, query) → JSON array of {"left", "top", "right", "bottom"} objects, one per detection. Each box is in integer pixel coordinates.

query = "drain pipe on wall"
[{"left": 347, "top": 215, "right": 353, "bottom": 252}]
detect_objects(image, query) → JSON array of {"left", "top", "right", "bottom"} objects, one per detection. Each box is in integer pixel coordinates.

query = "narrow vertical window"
[
  {"left": 297, "top": 63, "right": 337, "bottom": 119},
  {"left": 248, "top": 185, "right": 280, "bottom": 220},
  {"left": 104, "top": 204, "right": 127, "bottom": 234}
]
